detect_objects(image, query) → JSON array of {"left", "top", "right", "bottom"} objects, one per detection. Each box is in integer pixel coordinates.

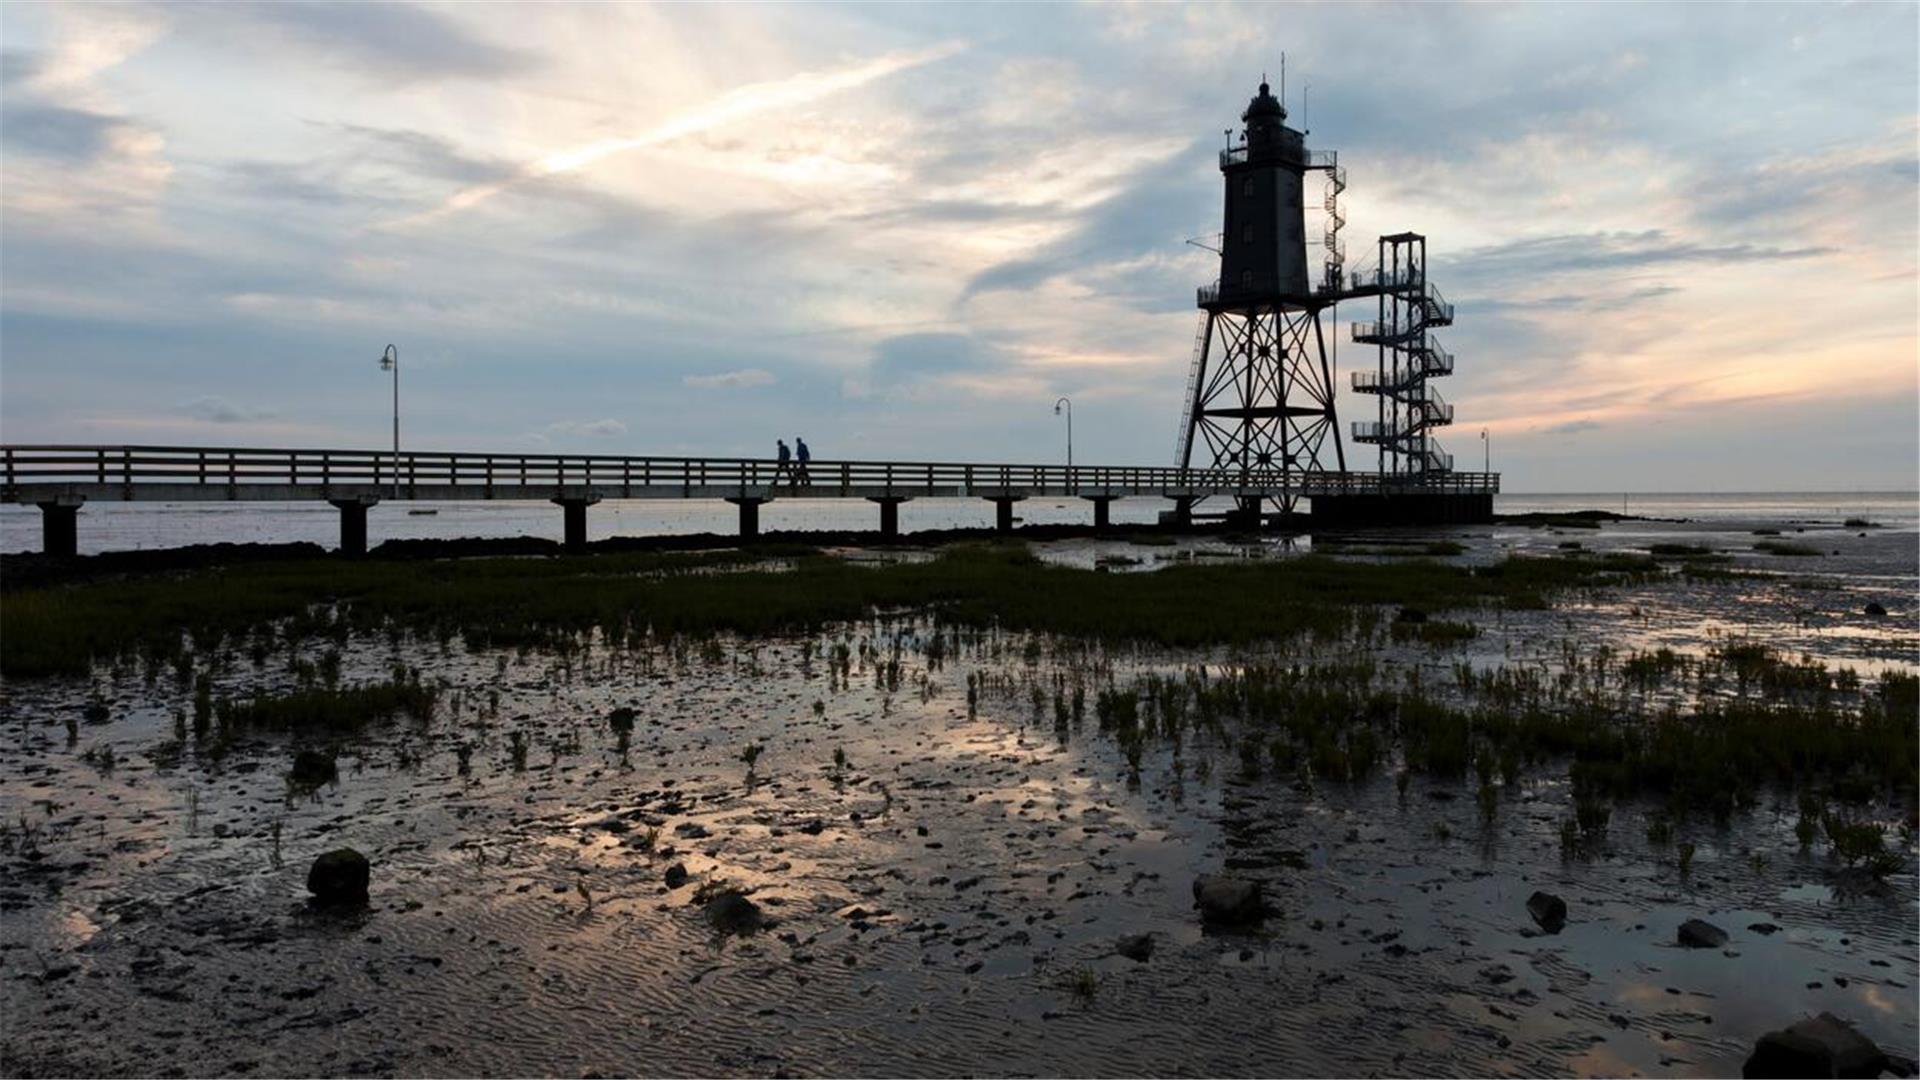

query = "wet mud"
[{"left": 2, "top": 526, "right": 1915, "bottom": 1078}]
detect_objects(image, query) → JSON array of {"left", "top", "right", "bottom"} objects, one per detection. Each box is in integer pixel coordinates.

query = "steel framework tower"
[
  {"left": 1351, "top": 234, "right": 1457, "bottom": 475},
  {"left": 1175, "top": 80, "right": 1347, "bottom": 519}
]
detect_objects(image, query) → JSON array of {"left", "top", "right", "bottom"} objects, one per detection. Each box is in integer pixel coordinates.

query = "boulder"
[
  {"left": 1743, "top": 1012, "right": 1886, "bottom": 1078},
  {"left": 1526, "top": 890, "right": 1568, "bottom": 934},
  {"left": 663, "top": 863, "right": 689, "bottom": 889},
  {"left": 1115, "top": 933, "right": 1154, "bottom": 962},
  {"left": 306, "top": 848, "right": 369, "bottom": 905},
  {"left": 1192, "top": 875, "right": 1264, "bottom": 926},
  {"left": 1863, "top": 602, "right": 1888, "bottom": 618},
  {"left": 1677, "top": 918, "right": 1728, "bottom": 949},
  {"left": 704, "top": 889, "right": 765, "bottom": 935}
]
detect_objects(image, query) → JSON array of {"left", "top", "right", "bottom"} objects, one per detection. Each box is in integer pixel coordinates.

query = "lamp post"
[
  {"left": 1053, "top": 396, "right": 1072, "bottom": 490},
  {"left": 1481, "top": 427, "right": 1489, "bottom": 476},
  {"left": 379, "top": 344, "right": 399, "bottom": 498}
]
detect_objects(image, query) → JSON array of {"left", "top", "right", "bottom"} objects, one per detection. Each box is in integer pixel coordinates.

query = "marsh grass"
[
  {"left": 1, "top": 547, "right": 1667, "bottom": 679},
  {"left": 214, "top": 679, "right": 437, "bottom": 735}
]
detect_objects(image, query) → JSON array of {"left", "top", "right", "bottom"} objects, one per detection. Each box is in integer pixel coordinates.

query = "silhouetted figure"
[
  {"left": 776, "top": 439, "right": 791, "bottom": 487},
  {"left": 795, "top": 436, "right": 811, "bottom": 487}
]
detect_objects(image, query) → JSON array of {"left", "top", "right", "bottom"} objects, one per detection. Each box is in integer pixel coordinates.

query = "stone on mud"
[
  {"left": 306, "top": 848, "right": 370, "bottom": 905},
  {"left": 663, "top": 863, "right": 689, "bottom": 889},
  {"left": 705, "top": 889, "right": 765, "bottom": 934},
  {"left": 288, "top": 749, "right": 337, "bottom": 789},
  {"left": 1863, "top": 602, "right": 1888, "bottom": 617},
  {"left": 1116, "top": 933, "right": 1154, "bottom": 962},
  {"left": 1678, "top": 918, "right": 1729, "bottom": 949},
  {"left": 1192, "top": 875, "right": 1264, "bottom": 926},
  {"left": 1742, "top": 1011, "right": 1886, "bottom": 1078},
  {"left": 1526, "top": 890, "right": 1568, "bottom": 933}
]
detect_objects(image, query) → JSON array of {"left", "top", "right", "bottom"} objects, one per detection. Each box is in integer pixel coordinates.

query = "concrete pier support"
[
  {"left": 868, "top": 496, "right": 910, "bottom": 539},
  {"left": 1083, "top": 495, "right": 1116, "bottom": 531},
  {"left": 36, "top": 495, "right": 83, "bottom": 557},
  {"left": 1162, "top": 496, "right": 1196, "bottom": 529},
  {"left": 328, "top": 496, "right": 378, "bottom": 556},
  {"left": 726, "top": 497, "right": 766, "bottom": 540},
  {"left": 988, "top": 496, "right": 1025, "bottom": 534},
  {"left": 1226, "top": 496, "right": 1264, "bottom": 531},
  {"left": 551, "top": 494, "right": 602, "bottom": 552}
]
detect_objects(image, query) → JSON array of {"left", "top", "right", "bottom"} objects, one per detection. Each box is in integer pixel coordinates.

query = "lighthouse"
[{"left": 1176, "top": 79, "right": 1348, "bottom": 521}]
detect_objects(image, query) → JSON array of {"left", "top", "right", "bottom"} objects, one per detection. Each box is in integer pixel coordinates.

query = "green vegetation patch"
[{"left": 2, "top": 545, "right": 1665, "bottom": 679}]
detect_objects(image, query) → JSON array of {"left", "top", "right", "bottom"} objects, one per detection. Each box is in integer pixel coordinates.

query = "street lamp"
[
  {"left": 379, "top": 344, "right": 399, "bottom": 497},
  {"left": 1053, "top": 396, "right": 1073, "bottom": 485},
  {"left": 1480, "top": 427, "right": 1490, "bottom": 475}
]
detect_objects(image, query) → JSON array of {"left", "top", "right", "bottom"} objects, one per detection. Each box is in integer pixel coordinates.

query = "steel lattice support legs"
[{"left": 1178, "top": 304, "right": 1346, "bottom": 520}]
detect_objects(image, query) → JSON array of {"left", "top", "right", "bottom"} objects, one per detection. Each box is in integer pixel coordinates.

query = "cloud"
[
  {"left": 1541, "top": 418, "right": 1602, "bottom": 435},
  {"left": 683, "top": 368, "right": 776, "bottom": 390},
  {"left": 199, "top": 2, "right": 537, "bottom": 82},
  {"left": 385, "top": 41, "right": 966, "bottom": 229},
  {"left": 544, "top": 418, "right": 628, "bottom": 438},
  {"left": 0, "top": 102, "right": 129, "bottom": 161},
  {"left": 1450, "top": 230, "right": 1832, "bottom": 284},
  {"left": 178, "top": 396, "right": 276, "bottom": 423}
]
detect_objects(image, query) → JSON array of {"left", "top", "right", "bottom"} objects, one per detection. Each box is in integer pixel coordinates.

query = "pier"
[{"left": 2, "top": 444, "right": 1498, "bottom": 556}]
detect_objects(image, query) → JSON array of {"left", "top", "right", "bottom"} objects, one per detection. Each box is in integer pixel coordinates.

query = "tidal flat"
[{"left": 1, "top": 537, "right": 1915, "bottom": 1077}]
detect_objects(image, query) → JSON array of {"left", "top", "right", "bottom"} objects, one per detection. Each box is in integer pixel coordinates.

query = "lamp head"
[{"left": 379, "top": 344, "right": 397, "bottom": 371}]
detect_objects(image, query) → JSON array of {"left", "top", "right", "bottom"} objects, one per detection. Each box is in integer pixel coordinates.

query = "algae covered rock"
[{"left": 306, "top": 847, "right": 370, "bottom": 905}]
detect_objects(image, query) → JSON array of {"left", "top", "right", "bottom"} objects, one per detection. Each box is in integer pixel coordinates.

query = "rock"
[
  {"left": 288, "top": 750, "right": 337, "bottom": 789},
  {"left": 1395, "top": 607, "right": 1429, "bottom": 624},
  {"left": 1864, "top": 602, "right": 1888, "bottom": 618},
  {"left": 704, "top": 890, "right": 765, "bottom": 935},
  {"left": 1747, "top": 922, "right": 1781, "bottom": 935},
  {"left": 663, "top": 863, "right": 689, "bottom": 889},
  {"left": 608, "top": 707, "right": 637, "bottom": 734},
  {"left": 1526, "top": 890, "right": 1568, "bottom": 933},
  {"left": 674, "top": 822, "right": 710, "bottom": 839},
  {"left": 1743, "top": 1012, "right": 1886, "bottom": 1078},
  {"left": 1115, "top": 933, "right": 1154, "bottom": 962},
  {"left": 306, "top": 848, "right": 369, "bottom": 905},
  {"left": 1192, "top": 875, "right": 1264, "bottom": 926},
  {"left": 1678, "top": 918, "right": 1728, "bottom": 949}
]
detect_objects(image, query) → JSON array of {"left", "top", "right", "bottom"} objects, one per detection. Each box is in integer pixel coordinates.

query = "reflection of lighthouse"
[{"left": 1176, "top": 80, "right": 1348, "bottom": 520}]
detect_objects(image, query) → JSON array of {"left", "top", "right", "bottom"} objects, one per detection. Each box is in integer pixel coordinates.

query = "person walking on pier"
[
  {"left": 795, "top": 436, "right": 812, "bottom": 487},
  {"left": 775, "top": 439, "right": 792, "bottom": 489}
]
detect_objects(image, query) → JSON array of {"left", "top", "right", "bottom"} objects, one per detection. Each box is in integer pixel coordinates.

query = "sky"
[{"left": 1, "top": 1, "right": 1915, "bottom": 493}]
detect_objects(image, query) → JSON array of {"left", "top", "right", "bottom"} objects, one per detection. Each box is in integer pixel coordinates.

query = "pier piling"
[
  {"left": 36, "top": 496, "right": 83, "bottom": 557},
  {"left": 328, "top": 496, "right": 378, "bottom": 556}
]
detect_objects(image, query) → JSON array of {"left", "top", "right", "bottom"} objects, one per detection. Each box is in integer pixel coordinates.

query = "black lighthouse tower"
[{"left": 1176, "top": 80, "right": 1347, "bottom": 519}]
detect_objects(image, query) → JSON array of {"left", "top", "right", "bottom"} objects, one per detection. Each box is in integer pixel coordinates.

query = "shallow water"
[{"left": 2, "top": 573, "right": 1914, "bottom": 1076}]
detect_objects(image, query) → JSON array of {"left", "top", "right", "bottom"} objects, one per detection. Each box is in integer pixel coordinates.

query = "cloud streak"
[{"left": 384, "top": 41, "right": 966, "bottom": 230}]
